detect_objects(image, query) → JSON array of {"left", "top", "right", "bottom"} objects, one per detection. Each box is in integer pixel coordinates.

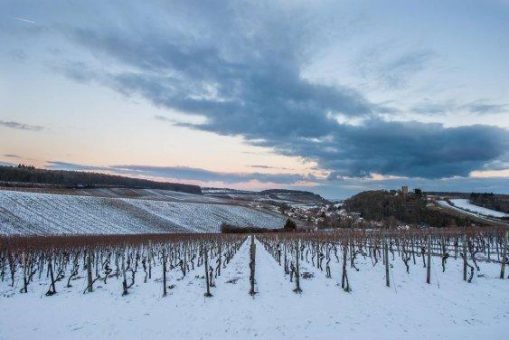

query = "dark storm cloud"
[
  {"left": 20, "top": 1, "right": 509, "bottom": 179},
  {"left": 317, "top": 120, "right": 509, "bottom": 179},
  {"left": 0, "top": 120, "right": 43, "bottom": 131},
  {"left": 67, "top": 29, "right": 374, "bottom": 140}
]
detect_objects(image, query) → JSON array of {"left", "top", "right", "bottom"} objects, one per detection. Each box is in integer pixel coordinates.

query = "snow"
[
  {"left": 450, "top": 199, "right": 509, "bottom": 218},
  {"left": 438, "top": 199, "right": 509, "bottom": 219},
  {"left": 1, "top": 238, "right": 508, "bottom": 340},
  {"left": 122, "top": 197, "right": 285, "bottom": 233},
  {"left": 0, "top": 190, "right": 285, "bottom": 235}
]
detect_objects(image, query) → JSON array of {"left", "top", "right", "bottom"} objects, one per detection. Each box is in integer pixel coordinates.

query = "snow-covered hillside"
[
  {"left": 450, "top": 199, "right": 509, "bottom": 218},
  {"left": 0, "top": 190, "right": 285, "bottom": 235},
  {"left": 438, "top": 199, "right": 509, "bottom": 219}
]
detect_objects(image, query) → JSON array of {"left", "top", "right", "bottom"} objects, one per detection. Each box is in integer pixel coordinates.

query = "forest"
[
  {"left": 470, "top": 193, "right": 509, "bottom": 214},
  {"left": 0, "top": 165, "right": 201, "bottom": 194}
]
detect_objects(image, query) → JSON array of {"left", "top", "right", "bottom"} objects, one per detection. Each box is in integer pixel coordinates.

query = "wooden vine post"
[
  {"left": 294, "top": 239, "right": 302, "bottom": 293},
  {"left": 249, "top": 235, "right": 256, "bottom": 296},
  {"left": 385, "top": 236, "right": 390, "bottom": 288},
  {"left": 501, "top": 231, "right": 508, "bottom": 279},
  {"left": 162, "top": 247, "right": 167, "bottom": 297},
  {"left": 204, "top": 245, "right": 212, "bottom": 297},
  {"left": 341, "top": 240, "right": 351, "bottom": 292},
  {"left": 87, "top": 249, "right": 93, "bottom": 293},
  {"left": 463, "top": 234, "right": 467, "bottom": 282},
  {"left": 426, "top": 234, "right": 431, "bottom": 284}
]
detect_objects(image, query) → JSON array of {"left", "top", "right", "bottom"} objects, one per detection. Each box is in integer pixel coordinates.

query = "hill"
[
  {"left": 203, "top": 188, "right": 329, "bottom": 210},
  {"left": 343, "top": 190, "right": 474, "bottom": 227},
  {"left": 0, "top": 165, "right": 201, "bottom": 194},
  {"left": 260, "top": 189, "right": 327, "bottom": 203},
  {"left": 0, "top": 189, "right": 285, "bottom": 235}
]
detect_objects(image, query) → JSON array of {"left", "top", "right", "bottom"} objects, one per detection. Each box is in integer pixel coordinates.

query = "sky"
[{"left": 1, "top": 0, "right": 508, "bottom": 199}]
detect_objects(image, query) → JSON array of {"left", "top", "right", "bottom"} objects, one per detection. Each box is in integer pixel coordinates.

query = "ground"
[{"left": 1, "top": 239, "right": 508, "bottom": 340}]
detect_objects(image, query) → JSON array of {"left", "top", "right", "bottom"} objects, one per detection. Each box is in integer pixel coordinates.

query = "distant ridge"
[{"left": 0, "top": 165, "right": 202, "bottom": 194}]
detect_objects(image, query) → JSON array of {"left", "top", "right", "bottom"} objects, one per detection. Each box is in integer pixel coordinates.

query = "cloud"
[
  {"left": 154, "top": 115, "right": 172, "bottom": 122},
  {"left": 382, "top": 50, "right": 436, "bottom": 87},
  {"left": 461, "top": 101, "right": 508, "bottom": 115},
  {"left": 60, "top": 13, "right": 509, "bottom": 179},
  {"left": 411, "top": 100, "right": 456, "bottom": 115},
  {"left": 13, "top": 17, "right": 36, "bottom": 25},
  {"left": 281, "top": 119, "right": 509, "bottom": 179},
  {"left": 356, "top": 44, "right": 436, "bottom": 89},
  {"left": 0, "top": 120, "right": 44, "bottom": 131},
  {"left": 47, "top": 161, "right": 109, "bottom": 172},
  {"left": 6, "top": 1, "right": 509, "bottom": 180},
  {"left": 66, "top": 28, "right": 376, "bottom": 139},
  {"left": 3, "top": 154, "right": 20, "bottom": 158},
  {"left": 116, "top": 165, "right": 312, "bottom": 185},
  {"left": 46, "top": 161, "right": 313, "bottom": 185},
  {"left": 412, "top": 99, "right": 508, "bottom": 116},
  {"left": 249, "top": 165, "right": 294, "bottom": 171}
]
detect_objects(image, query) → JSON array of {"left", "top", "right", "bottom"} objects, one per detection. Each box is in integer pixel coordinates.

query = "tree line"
[
  {"left": 0, "top": 165, "right": 201, "bottom": 194},
  {"left": 470, "top": 192, "right": 509, "bottom": 214}
]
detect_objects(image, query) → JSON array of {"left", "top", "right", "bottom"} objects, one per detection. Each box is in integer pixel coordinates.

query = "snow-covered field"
[
  {"left": 438, "top": 199, "right": 509, "bottom": 219},
  {"left": 450, "top": 199, "right": 509, "bottom": 218},
  {"left": 0, "top": 190, "right": 285, "bottom": 235},
  {"left": 1, "top": 239, "right": 507, "bottom": 340}
]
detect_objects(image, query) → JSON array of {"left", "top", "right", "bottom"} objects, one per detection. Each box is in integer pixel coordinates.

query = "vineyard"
[
  {"left": 1, "top": 228, "right": 507, "bottom": 297},
  {"left": 0, "top": 228, "right": 508, "bottom": 339},
  {"left": 0, "top": 189, "right": 285, "bottom": 234}
]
